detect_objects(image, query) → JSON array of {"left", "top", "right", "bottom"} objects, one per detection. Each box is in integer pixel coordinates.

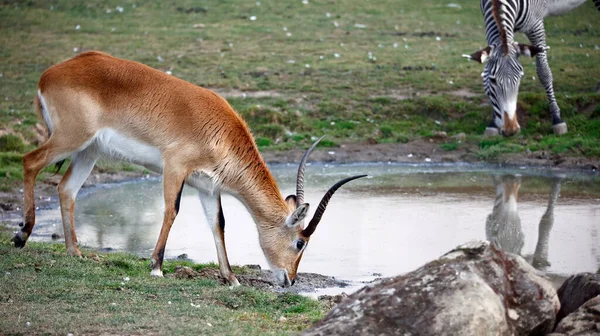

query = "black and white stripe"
[{"left": 478, "top": 0, "right": 597, "bottom": 132}]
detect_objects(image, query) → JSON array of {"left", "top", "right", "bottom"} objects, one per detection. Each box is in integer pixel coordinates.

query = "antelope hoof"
[
  {"left": 484, "top": 127, "right": 500, "bottom": 137},
  {"left": 227, "top": 275, "right": 241, "bottom": 287},
  {"left": 150, "top": 268, "right": 164, "bottom": 278},
  {"left": 12, "top": 231, "right": 27, "bottom": 248},
  {"left": 66, "top": 247, "right": 83, "bottom": 257},
  {"left": 552, "top": 122, "right": 567, "bottom": 135}
]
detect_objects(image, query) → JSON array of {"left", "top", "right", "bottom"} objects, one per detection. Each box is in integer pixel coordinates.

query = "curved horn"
[
  {"left": 296, "top": 135, "right": 325, "bottom": 207},
  {"left": 302, "top": 174, "right": 367, "bottom": 237}
]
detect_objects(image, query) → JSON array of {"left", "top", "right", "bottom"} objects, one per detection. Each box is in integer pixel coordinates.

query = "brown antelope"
[{"left": 13, "top": 51, "right": 366, "bottom": 287}]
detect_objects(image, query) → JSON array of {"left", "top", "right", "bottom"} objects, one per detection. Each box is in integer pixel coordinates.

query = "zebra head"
[{"left": 463, "top": 42, "right": 544, "bottom": 136}]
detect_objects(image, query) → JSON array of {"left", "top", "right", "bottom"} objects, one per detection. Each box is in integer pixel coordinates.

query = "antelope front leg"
[
  {"left": 198, "top": 191, "right": 240, "bottom": 286},
  {"left": 527, "top": 24, "right": 567, "bottom": 135},
  {"left": 150, "top": 170, "right": 186, "bottom": 277}
]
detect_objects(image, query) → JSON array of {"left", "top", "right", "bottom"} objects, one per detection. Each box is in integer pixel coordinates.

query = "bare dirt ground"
[
  {"left": 172, "top": 265, "right": 350, "bottom": 292},
  {"left": 171, "top": 265, "right": 352, "bottom": 306},
  {"left": 263, "top": 140, "right": 600, "bottom": 170}
]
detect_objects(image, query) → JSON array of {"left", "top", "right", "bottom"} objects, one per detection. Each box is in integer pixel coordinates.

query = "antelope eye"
[{"left": 295, "top": 239, "right": 305, "bottom": 250}]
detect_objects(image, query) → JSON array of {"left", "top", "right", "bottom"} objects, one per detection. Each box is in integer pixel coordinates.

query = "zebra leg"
[{"left": 527, "top": 24, "right": 567, "bottom": 135}]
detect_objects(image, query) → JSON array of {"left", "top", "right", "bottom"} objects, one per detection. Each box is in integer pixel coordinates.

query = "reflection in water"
[
  {"left": 76, "top": 182, "right": 164, "bottom": 252},
  {"left": 486, "top": 174, "right": 564, "bottom": 271},
  {"left": 532, "top": 177, "right": 562, "bottom": 270},
  {"left": 486, "top": 175, "right": 524, "bottom": 254}
]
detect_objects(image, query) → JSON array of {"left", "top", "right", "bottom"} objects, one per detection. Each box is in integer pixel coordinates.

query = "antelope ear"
[
  {"left": 516, "top": 43, "right": 544, "bottom": 57},
  {"left": 286, "top": 203, "right": 309, "bottom": 227},
  {"left": 462, "top": 46, "right": 492, "bottom": 64},
  {"left": 285, "top": 195, "right": 297, "bottom": 210}
]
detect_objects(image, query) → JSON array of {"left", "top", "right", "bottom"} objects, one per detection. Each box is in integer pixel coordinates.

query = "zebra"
[{"left": 464, "top": 0, "right": 600, "bottom": 137}]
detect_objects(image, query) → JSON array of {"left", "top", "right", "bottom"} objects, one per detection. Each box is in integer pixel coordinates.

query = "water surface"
[{"left": 33, "top": 164, "right": 600, "bottom": 289}]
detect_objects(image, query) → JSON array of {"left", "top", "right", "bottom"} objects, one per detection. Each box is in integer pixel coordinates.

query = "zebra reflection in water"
[{"left": 485, "top": 174, "right": 563, "bottom": 270}]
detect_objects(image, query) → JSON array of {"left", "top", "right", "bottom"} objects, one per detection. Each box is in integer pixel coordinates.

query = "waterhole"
[{"left": 31, "top": 164, "right": 600, "bottom": 293}]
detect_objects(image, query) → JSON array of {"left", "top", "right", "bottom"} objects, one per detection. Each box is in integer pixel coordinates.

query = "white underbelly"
[
  {"left": 92, "top": 128, "right": 222, "bottom": 194},
  {"left": 95, "top": 128, "right": 163, "bottom": 171},
  {"left": 186, "top": 170, "right": 221, "bottom": 194},
  {"left": 545, "top": 0, "right": 587, "bottom": 16}
]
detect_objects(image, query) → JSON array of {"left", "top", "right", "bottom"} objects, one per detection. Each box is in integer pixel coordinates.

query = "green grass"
[
  {"left": 0, "top": 227, "right": 325, "bottom": 335},
  {"left": 440, "top": 141, "right": 459, "bottom": 151},
  {"left": 0, "top": 0, "right": 599, "bottom": 183}
]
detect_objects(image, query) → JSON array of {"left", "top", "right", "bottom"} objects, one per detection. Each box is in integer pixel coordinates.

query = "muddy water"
[{"left": 32, "top": 164, "right": 600, "bottom": 292}]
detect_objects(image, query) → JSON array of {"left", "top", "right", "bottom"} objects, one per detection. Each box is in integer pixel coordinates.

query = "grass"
[
  {"left": 0, "top": 227, "right": 325, "bottom": 335},
  {"left": 1, "top": 0, "right": 599, "bottom": 189},
  {"left": 1, "top": 3, "right": 598, "bottom": 332}
]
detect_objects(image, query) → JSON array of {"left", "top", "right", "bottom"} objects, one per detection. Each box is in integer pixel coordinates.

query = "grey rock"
[
  {"left": 556, "top": 273, "right": 600, "bottom": 323},
  {"left": 454, "top": 132, "right": 467, "bottom": 142},
  {"left": 554, "top": 296, "right": 600, "bottom": 335},
  {"left": 432, "top": 131, "right": 448, "bottom": 139},
  {"left": 303, "top": 241, "right": 559, "bottom": 336}
]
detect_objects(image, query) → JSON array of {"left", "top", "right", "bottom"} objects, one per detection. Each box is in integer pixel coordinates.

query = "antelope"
[{"left": 13, "top": 51, "right": 366, "bottom": 287}]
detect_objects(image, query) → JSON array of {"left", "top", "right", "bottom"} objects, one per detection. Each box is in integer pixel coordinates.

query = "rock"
[
  {"left": 554, "top": 296, "right": 600, "bottom": 335},
  {"left": 303, "top": 241, "right": 559, "bottom": 336},
  {"left": 364, "top": 137, "right": 378, "bottom": 145},
  {"left": 51, "top": 233, "right": 62, "bottom": 240},
  {"left": 431, "top": 131, "right": 448, "bottom": 139},
  {"left": 0, "top": 202, "right": 15, "bottom": 211},
  {"left": 173, "top": 266, "right": 199, "bottom": 279},
  {"left": 318, "top": 293, "right": 349, "bottom": 310},
  {"left": 176, "top": 253, "right": 189, "bottom": 260},
  {"left": 556, "top": 273, "right": 600, "bottom": 323},
  {"left": 454, "top": 132, "right": 466, "bottom": 142}
]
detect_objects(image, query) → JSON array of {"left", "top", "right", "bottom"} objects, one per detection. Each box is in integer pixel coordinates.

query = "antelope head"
[{"left": 260, "top": 137, "right": 366, "bottom": 287}]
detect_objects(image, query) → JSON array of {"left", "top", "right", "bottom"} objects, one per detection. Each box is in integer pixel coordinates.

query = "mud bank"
[
  {"left": 171, "top": 264, "right": 353, "bottom": 295},
  {"left": 261, "top": 140, "right": 600, "bottom": 171}
]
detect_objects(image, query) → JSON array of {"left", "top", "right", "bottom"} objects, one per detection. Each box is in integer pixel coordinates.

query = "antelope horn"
[
  {"left": 302, "top": 174, "right": 367, "bottom": 237},
  {"left": 296, "top": 135, "right": 325, "bottom": 206}
]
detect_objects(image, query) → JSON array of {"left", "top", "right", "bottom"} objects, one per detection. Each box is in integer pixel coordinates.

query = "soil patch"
[
  {"left": 171, "top": 265, "right": 351, "bottom": 294},
  {"left": 370, "top": 89, "right": 480, "bottom": 100},
  {"left": 210, "top": 89, "right": 284, "bottom": 99},
  {"left": 261, "top": 140, "right": 600, "bottom": 170}
]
